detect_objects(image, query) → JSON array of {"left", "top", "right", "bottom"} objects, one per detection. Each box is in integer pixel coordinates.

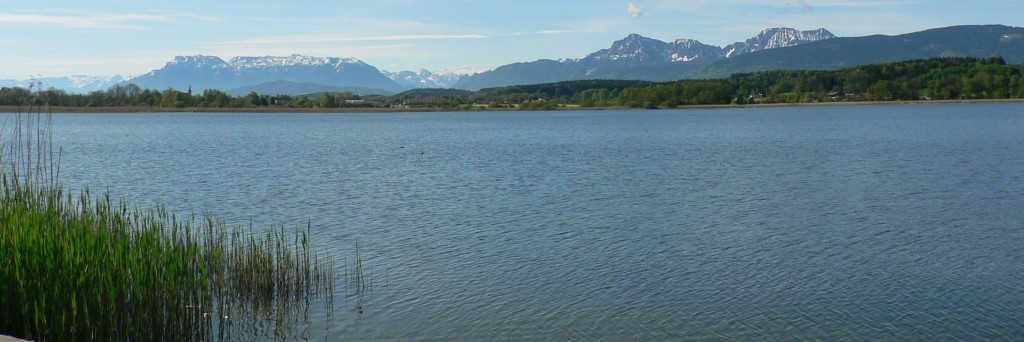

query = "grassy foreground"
[{"left": 0, "top": 100, "right": 335, "bottom": 340}]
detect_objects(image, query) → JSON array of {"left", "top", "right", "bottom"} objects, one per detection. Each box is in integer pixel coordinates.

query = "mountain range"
[
  {"left": 3, "top": 25, "right": 1022, "bottom": 95},
  {"left": 382, "top": 67, "right": 480, "bottom": 89},
  {"left": 124, "top": 55, "right": 405, "bottom": 95},
  {"left": 455, "top": 27, "right": 836, "bottom": 90},
  {"left": 123, "top": 27, "right": 836, "bottom": 94}
]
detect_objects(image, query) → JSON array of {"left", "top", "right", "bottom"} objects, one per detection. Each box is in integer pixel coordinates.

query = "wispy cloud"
[
  {"left": 217, "top": 33, "right": 489, "bottom": 48},
  {"left": 504, "top": 30, "right": 573, "bottom": 37},
  {"left": 793, "top": 0, "right": 813, "bottom": 12},
  {"left": 0, "top": 10, "right": 218, "bottom": 30},
  {"left": 628, "top": 2, "right": 644, "bottom": 18},
  {"left": 217, "top": 28, "right": 574, "bottom": 48},
  {"left": 0, "top": 13, "right": 142, "bottom": 29},
  {"left": 535, "top": 29, "right": 574, "bottom": 35}
]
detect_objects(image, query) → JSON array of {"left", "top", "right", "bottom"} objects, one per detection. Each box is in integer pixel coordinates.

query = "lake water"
[{"left": 27, "top": 104, "right": 1024, "bottom": 340}]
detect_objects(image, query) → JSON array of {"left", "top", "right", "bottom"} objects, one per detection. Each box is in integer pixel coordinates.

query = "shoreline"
[
  {"left": 684, "top": 98, "right": 1024, "bottom": 109},
  {"left": 1, "top": 98, "right": 1021, "bottom": 114}
]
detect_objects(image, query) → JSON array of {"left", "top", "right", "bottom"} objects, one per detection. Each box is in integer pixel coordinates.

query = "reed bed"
[{"left": 0, "top": 89, "right": 335, "bottom": 341}]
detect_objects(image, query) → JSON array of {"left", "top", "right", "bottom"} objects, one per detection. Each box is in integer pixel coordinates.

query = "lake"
[{"left": 31, "top": 103, "right": 1024, "bottom": 340}]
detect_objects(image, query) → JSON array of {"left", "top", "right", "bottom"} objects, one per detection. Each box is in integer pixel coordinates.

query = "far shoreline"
[{"left": 1, "top": 98, "right": 1022, "bottom": 114}]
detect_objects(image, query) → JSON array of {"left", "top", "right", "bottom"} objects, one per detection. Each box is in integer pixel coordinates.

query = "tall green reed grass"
[{"left": 0, "top": 84, "right": 335, "bottom": 341}]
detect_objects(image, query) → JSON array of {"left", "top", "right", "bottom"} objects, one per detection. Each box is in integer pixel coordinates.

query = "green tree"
[
  {"left": 319, "top": 93, "right": 337, "bottom": 108},
  {"left": 161, "top": 88, "right": 181, "bottom": 107},
  {"left": 244, "top": 91, "right": 264, "bottom": 107}
]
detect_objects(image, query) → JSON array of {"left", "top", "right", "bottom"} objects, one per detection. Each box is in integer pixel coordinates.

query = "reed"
[{"left": 0, "top": 85, "right": 335, "bottom": 341}]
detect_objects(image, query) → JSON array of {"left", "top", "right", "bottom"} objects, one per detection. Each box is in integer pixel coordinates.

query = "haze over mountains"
[
  {"left": 0, "top": 75, "right": 125, "bottom": 93},
  {"left": 2, "top": 25, "right": 1021, "bottom": 95}
]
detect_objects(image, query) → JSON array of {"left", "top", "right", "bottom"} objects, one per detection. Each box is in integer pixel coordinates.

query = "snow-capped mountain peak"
[
  {"left": 576, "top": 34, "right": 726, "bottom": 67},
  {"left": 383, "top": 67, "right": 477, "bottom": 89},
  {"left": 607, "top": 34, "right": 665, "bottom": 61},
  {"left": 724, "top": 28, "right": 835, "bottom": 58},
  {"left": 124, "top": 54, "right": 403, "bottom": 94}
]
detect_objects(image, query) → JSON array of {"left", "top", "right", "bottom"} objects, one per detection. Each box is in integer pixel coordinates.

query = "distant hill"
[
  {"left": 454, "top": 59, "right": 579, "bottom": 91},
  {"left": 475, "top": 79, "right": 651, "bottom": 98},
  {"left": 226, "top": 81, "right": 395, "bottom": 97},
  {"left": 686, "top": 25, "right": 1024, "bottom": 78},
  {"left": 395, "top": 88, "right": 473, "bottom": 99}
]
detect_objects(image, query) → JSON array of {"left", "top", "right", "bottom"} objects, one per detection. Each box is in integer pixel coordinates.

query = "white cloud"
[{"left": 628, "top": 2, "right": 644, "bottom": 18}]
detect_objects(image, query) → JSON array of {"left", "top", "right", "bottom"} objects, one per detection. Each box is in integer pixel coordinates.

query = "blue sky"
[{"left": 0, "top": 0, "right": 1021, "bottom": 79}]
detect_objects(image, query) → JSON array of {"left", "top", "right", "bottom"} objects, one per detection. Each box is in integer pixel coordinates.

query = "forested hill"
[
  {"left": 469, "top": 57, "right": 1024, "bottom": 108},
  {"left": 1, "top": 57, "right": 1021, "bottom": 110}
]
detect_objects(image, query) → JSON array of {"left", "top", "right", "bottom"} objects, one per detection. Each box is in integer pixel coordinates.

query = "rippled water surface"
[{"left": 39, "top": 104, "right": 1024, "bottom": 340}]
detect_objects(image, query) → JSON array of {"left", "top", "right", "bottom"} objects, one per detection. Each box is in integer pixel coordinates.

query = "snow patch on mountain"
[
  {"left": 169, "top": 55, "right": 227, "bottom": 68},
  {"left": 227, "top": 55, "right": 364, "bottom": 69}
]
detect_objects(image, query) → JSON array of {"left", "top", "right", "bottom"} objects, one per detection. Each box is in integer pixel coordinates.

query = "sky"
[{"left": 0, "top": 0, "right": 1021, "bottom": 79}]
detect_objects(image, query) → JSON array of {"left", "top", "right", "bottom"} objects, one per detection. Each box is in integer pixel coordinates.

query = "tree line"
[
  {"left": 2, "top": 57, "right": 1022, "bottom": 110},
  {"left": 0, "top": 84, "right": 372, "bottom": 109},
  {"left": 469, "top": 57, "right": 1024, "bottom": 108}
]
